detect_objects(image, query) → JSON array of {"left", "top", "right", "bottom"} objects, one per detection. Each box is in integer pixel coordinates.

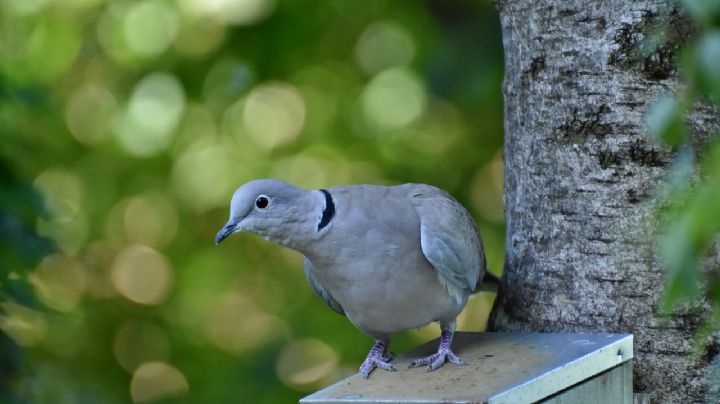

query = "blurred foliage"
[
  {"left": 0, "top": 162, "right": 55, "bottom": 403},
  {"left": 0, "top": 0, "right": 503, "bottom": 402},
  {"left": 647, "top": 1, "right": 720, "bottom": 336}
]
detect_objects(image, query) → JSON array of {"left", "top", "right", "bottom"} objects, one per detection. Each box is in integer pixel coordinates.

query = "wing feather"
[
  {"left": 303, "top": 257, "right": 345, "bottom": 315},
  {"left": 408, "top": 185, "right": 485, "bottom": 303}
]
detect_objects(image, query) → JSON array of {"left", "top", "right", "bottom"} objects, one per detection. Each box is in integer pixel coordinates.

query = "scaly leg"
[
  {"left": 409, "top": 323, "right": 464, "bottom": 372},
  {"left": 359, "top": 338, "right": 397, "bottom": 378}
]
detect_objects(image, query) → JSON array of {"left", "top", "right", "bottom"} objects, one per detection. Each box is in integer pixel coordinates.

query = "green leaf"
[
  {"left": 661, "top": 220, "right": 701, "bottom": 309},
  {"left": 682, "top": 0, "right": 720, "bottom": 27},
  {"left": 703, "top": 137, "right": 720, "bottom": 177},
  {"left": 696, "top": 31, "right": 720, "bottom": 101},
  {"left": 661, "top": 144, "right": 720, "bottom": 310},
  {"left": 667, "top": 147, "right": 694, "bottom": 190},
  {"left": 646, "top": 96, "right": 687, "bottom": 146}
]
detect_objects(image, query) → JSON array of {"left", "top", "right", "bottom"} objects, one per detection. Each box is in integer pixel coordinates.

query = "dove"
[{"left": 215, "top": 179, "right": 487, "bottom": 378}]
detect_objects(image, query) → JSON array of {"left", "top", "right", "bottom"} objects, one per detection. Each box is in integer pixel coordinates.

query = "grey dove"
[{"left": 215, "top": 179, "right": 487, "bottom": 378}]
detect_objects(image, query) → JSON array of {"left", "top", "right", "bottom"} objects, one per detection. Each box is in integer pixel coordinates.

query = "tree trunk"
[{"left": 488, "top": 0, "right": 720, "bottom": 402}]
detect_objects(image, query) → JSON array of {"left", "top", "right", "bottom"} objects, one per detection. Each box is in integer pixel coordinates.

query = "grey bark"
[{"left": 488, "top": 1, "right": 720, "bottom": 402}]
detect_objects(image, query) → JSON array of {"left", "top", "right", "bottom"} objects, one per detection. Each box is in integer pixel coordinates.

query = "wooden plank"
[
  {"left": 301, "top": 332, "right": 633, "bottom": 404},
  {"left": 541, "top": 362, "right": 632, "bottom": 404}
]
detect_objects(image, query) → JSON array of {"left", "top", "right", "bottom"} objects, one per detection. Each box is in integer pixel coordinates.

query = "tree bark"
[{"left": 488, "top": 1, "right": 720, "bottom": 402}]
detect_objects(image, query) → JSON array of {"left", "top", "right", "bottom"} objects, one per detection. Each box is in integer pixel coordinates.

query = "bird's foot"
[
  {"left": 409, "top": 327, "right": 463, "bottom": 372},
  {"left": 409, "top": 347, "right": 464, "bottom": 372},
  {"left": 381, "top": 352, "right": 397, "bottom": 362},
  {"left": 359, "top": 355, "right": 397, "bottom": 378},
  {"left": 359, "top": 340, "right": 396, "bottom": 378}
]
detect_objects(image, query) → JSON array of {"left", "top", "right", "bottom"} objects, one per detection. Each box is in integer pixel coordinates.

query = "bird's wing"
[
  {"left": 407, "top": 185, "right": 485, "bottom": 301},
  {"left": 303, "top": 256, "right": 345, "bottom": 315}
]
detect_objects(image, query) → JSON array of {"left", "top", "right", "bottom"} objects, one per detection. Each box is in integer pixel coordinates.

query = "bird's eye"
[{"left": 255, "top": 196, "right": 269, "bottom": 209}]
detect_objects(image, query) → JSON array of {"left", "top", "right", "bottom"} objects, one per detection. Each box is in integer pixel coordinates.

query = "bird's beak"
[{"left": 215, "top": 218, "right": 240, "bottom": 245}]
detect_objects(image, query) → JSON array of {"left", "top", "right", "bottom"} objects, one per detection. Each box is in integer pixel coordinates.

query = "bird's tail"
[
  {"left": 483, "top": 271, "right": 500, "bottom": 284},
  {"left": 473, "top": 270, "right": 501, "bottom": 293}
]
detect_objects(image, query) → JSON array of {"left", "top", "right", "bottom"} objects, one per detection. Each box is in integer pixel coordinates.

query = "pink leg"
[
  {"left": 409, "top": 325, "right": 464, "bottom": 372},
  {"left": 359, "top": 339, "right": 397, "bottom": 378}
]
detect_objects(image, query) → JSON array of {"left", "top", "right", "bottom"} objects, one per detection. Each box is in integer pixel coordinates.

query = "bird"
[{"left": 215, "top": 179, "right": 487, "bottom": 378}]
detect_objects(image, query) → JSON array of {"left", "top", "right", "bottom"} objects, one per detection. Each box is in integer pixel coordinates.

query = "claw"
[
  {"left": 359, "top": 339, "right": 396, "bottom": 378},
  {"left": 409, "top": 327, "right": 464, "bottom": 372},
  {"left": 381, "top": 352, "right": 397, "bottom": 362},
  {"left": 408, "top": 348, "right": 465, "bottom": 371}
]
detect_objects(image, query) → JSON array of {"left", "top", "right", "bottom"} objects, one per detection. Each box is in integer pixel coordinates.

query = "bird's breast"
[
  {"left": 299, "top": 190, "right": 467, "bottom": 335},
  {"left": 305, "top": 238, "right": 464, "bottom": 335}
]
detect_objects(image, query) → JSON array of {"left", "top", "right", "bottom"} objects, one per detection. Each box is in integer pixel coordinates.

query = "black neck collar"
[{"left": 318, "top": 189, "right": 335, "bottom": 231}]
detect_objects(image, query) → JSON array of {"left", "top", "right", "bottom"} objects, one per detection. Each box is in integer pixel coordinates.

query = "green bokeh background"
[{"left": 0, "top": 0, "right": 505, "bottom": 402}]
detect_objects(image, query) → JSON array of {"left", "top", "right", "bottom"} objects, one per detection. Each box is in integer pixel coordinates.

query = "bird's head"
[{"left": 214, "top": 179, "right": 313, "bottom": 247}]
